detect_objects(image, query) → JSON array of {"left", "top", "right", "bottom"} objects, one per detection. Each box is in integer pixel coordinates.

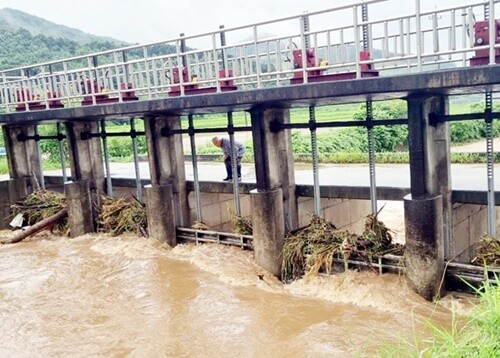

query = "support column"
[
  {"left": 250, "top": 107, "right": 298, "bottom": 232},
  {"left": 0, "top": 178, "right": 29, "bottom": 229},
  {"left": 2, "top": 125, "right": 42, "bottom": 188},
  {"left": 144, "top": 184, "right": 176, "bottom": 247},
  {"left": 251, "top": 188, "right": 284, "bottom": 277},
  {"left": 249, "top": 106, "right": 297, "bottom": 277},
  {"left": 144, "top": 115, "right": 189, "bottom": 229},
  {"left": 405, "top": 94, "right": 450, "bottom": 300},
  {"left": 65, "top": 121, "right": 105, "bottom": 212},
  {"left": 65, "top": 180, "right": 94, "bottom": 237}
]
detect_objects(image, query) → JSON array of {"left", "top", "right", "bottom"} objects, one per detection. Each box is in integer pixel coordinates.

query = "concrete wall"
[
  {"left": 186, "top": 191, "right": 370, "bottom": 235},
  {"left": 451, "top": 203, "right": 500, "bottom": 262}
]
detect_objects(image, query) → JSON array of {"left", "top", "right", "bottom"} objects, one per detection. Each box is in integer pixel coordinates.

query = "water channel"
[{"left": 0, "top": 234, "right": 473, "bottom": 357}]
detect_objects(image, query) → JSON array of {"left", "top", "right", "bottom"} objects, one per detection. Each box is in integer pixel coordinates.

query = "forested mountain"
[
  {"left": 0, "top": 8, "right": 130, "bottom": 70},
  {"left": 0, "top": 8, "right": 123, "bottom": 45}
]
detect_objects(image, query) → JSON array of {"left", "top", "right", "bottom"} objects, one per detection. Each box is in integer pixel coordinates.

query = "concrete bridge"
[{"left": 1, "top": 0, "right": 500, "bottom": 300}]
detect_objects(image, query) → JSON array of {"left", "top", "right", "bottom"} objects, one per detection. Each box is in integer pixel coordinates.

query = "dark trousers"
[{"left": 224, "top": 157, "right": 242, "bottom": 179}]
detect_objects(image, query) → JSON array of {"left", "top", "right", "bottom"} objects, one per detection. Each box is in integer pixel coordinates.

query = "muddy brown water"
[{"left": 0, "top": 234, "right": 474, "bottom": 357}]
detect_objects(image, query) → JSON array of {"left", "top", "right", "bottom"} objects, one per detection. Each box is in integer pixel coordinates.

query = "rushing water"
[{"left": 0, "top": 234, "right": 473, "bottom": 357}]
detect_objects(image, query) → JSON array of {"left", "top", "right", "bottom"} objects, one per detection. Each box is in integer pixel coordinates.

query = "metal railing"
[{"left": 0, "top": 0, "right": 498, "bottom": 113}]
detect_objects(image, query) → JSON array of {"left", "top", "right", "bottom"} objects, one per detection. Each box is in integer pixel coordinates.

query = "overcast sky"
[
  {"left": 0, "top": 0, "right": 353, "bottom": 44},
  {"left": 0, "top": 0, "right": 497, "bottom": 45}
]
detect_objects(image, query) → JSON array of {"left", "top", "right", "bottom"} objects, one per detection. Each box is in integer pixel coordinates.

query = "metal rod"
[
  {"left": 130, "top": 118, "right": 143, "bottom": 202},
  {"left": 56, "top": 123, "right": 67, "bottom": 183},
  {"left": 227, "top": 112, "right": 241, "bottom": 215},
  {"left": 309, "top": 106, "right": 321, "bottom": 215},
  {"left": 189, "top": 114, "right": 203, "bottom": 222},
  {"left": 100, "top": 119, "right": 113, "bottom": 197},
  {"left": 219, "top": 25, "right": 227, "bottom": 70},
  {"left": 485, "top": 91, "right": 496, "bottom": 237},
  {"left": 366, "top": 101, "right": 378, "bottom": 215},
  {"left": 487, "top": 0, "right": 495, "bottom": 65},
  {"left": 34, "top": 125, "right": 45, "bottom": 190}
]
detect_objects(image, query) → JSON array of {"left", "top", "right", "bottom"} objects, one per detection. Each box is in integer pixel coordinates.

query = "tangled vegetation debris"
[
  {"left": 191, "top": 221, "right": 209, "bottom": 231},
  {"left": 97, "top": 195, "right": 147, "bottom": 237},
  {"left": 11, "top": 189, "right": 68, "bottom": 234},
  {"left": 281, "top": 213, "right": 403, "bottom": 282},
  {"left": 471, "top": 235, "right": 500, "bottom": 267},
  {"left": 228, "top": 207, "right": 252, "bottom": 235}
]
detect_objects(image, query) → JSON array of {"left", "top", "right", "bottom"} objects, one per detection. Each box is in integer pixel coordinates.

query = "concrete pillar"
[
  {"left": 144, "top": 115, "right": 189, "bottom": 227},
  {"left": 404, "top": 195, "right": 444, "bottom": 301},
  {"left": 144, "top": 184, "right": 176, "bottom": 247},
  {"left": 65, "top": 180, "right": 94, "bottom": 237},
  {"left": 251, "top": 188, "right": 285, "bottom": 277},
  {"left": 249, "top": 107, "right": 298, "bottom": 232},
  {"left": 0, "top": 178, "right": 29, "bottom": 229},
  {"left": 65, "top": 121, "right": 105, "bottom": 209},
  {"left": 406, "top": 94, "right": 450, "bottom": 300},
  {"left": 2, "top": 125, "right": 42, "bottom": 187}
]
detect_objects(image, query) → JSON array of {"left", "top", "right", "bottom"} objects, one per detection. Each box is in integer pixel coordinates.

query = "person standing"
[{"left": 211, "top": 136, "right": 245, "bottom": 181}]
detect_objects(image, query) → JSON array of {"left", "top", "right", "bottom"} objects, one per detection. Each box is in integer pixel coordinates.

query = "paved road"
[{"left": 100, "top": 161, "right": 498, "bottom": 191}]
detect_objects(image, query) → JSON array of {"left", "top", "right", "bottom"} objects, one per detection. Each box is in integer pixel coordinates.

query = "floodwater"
[{"left": 0, "top": 234, "right": 473, "bottom": 357}]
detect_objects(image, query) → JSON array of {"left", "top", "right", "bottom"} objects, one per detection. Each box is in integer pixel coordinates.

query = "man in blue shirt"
[{"left": 212, "top": 136, "right": 245, "bottom": 181}]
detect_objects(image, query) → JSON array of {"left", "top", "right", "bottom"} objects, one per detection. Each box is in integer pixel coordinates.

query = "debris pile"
[
  {"left": 97, "top": 195, "right": 147, "bottom": 237},
  {"left": 471, "top": 235, "right": 500, "bottom": 267},
  {"left": 281, "top": 213, "right": 403, "bottom": 281},
  {"left": 228, "top": 207, "right": 252, "bottom": 235},
  {"left": 11, "top": 189, "right": 68, "bottom": 234}
]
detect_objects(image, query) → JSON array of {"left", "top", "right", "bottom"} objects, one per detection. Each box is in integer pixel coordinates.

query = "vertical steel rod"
[
  {"left": 485, "top": 91, "right": 496, "bottom": 237},
  {"left": 130, "top": 118, "right": 143, "bottom": 202},
  {"left": 100, "top": 119, "right": 113, "bottom": 197},
  {"left": 362, "top": 4, "right": 378, "bottom": 215},
  {"left": 34, "top": 125, "right": 45, "bottom": 190},
  {"left": 56, "top": 123, "right": 67, "bottom": 183},
  {"left": 227, "top": 112, "right": 241, "bottom": 215},
  {"left": 309, "top": 106, "right": 321, "bottom": 215},
  {"left": 188, "top": 114, "right": 203, "bottom": 222},
  {"left": 367, "top": 107, "right": 378, "bottom": 215}
]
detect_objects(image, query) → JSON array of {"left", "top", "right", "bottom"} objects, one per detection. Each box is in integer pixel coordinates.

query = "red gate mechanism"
[
  {"left": 470, "top": 19, "right": 500, "bottom": 66},
  {"left": 290, "top": 48, "right": 379, "bottom": 84},
  {"left": 15, "top": 89, "right": 64, "bottom": 112},
  {"left": 81, "top": 78, "right": 138, "bottom": 106},
  {"left": 167, "top": 68, "right": 237, "bottom": 96}
]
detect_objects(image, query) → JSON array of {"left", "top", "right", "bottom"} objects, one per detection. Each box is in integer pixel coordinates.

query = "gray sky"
[
  {"left": 0, "top": 0, "right": 496, "bottom": 45},
  {"left": 0, "top": 0, "right": 351, "bottom": 43}
]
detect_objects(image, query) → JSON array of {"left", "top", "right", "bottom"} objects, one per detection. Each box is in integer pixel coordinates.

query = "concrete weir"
[{"left": 0, "top": 64, "right": 499, "bottom": 300}]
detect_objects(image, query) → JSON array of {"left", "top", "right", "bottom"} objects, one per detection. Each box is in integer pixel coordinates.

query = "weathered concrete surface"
[
  {"left": 65, "top": 180, "right": 94, "bottom": 237},
  {"left": 250, "top": 107, "right": 298, "bottom": 232},
  {"left": 65, "top": 121, "right": 106, "bottom": 213},
  {"left": 251, "top": 188, "right": 284, "bottom": 277},
  {"left": 404, "top": 195, "right": 444, "bottom": 301},
  {"left": 144, "top": 115, "right": 189, "bottom": 228},
  {"left": 144, "top": 184, "right": 176, "bottom": 247},
  {"left": 0, "top": 178, "right": 29, "bottom": 229},
  {"left": 2, "top": 125, "right": 42, "bottom": 185}
]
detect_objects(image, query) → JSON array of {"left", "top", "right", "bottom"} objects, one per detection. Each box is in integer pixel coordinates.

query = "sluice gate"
[{"left": 0, "top": 0, "right": 500, "bottom": 299}]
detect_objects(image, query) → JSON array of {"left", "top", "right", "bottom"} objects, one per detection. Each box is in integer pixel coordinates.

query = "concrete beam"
[
  {"left": 404, "top": 195, "right": 444, "bottom": 301},
  {"left": 65, "top": 121, "right": 106, "bottom": 207},
  {"left": 250, "top": 107, "right": 298, "bottom": 232},
  {"left": 251, "top": 188, "right": 285, "bottom": 277},
  {"left": 144, "top": 115, "right": 189, "bottom": 227},
  {"left": 2, "top": 125, "right": 42, "bottom": 186},
  {"left": 65, "top": 180, "right": 94, "bottom": 237},
  {"left": 144, "top": 184, "right": 176, "bottom": 246}
]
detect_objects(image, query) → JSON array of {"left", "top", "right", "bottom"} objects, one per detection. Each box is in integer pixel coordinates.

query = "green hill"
[
  {"left": 0, "top": 7, "right": 130, "bottom": 70},
  {"left": 0, "top": 8, "right": 125, "bottom": 45}
]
